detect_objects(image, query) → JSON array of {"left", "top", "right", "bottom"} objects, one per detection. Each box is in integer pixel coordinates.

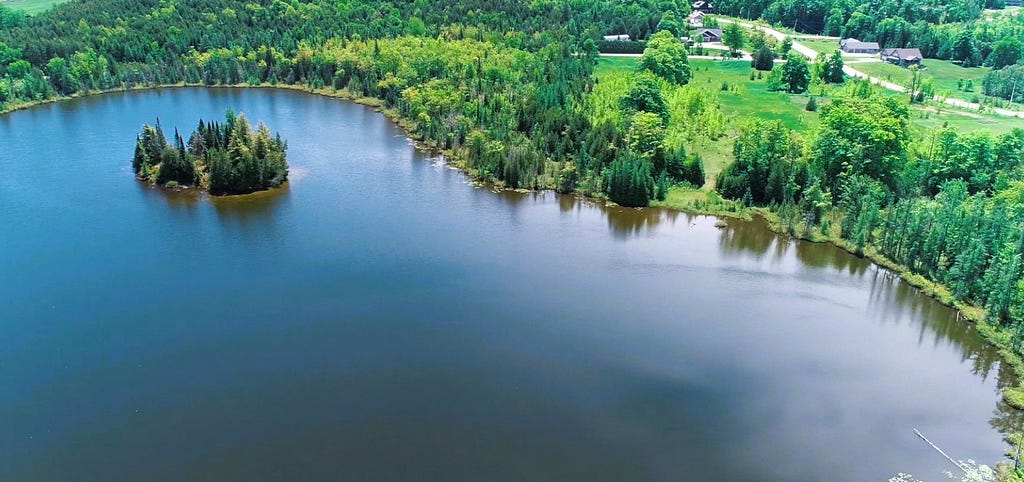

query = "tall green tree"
[
  {"left": 639, "top": 30, "right": 691, "bottom": 85},
  {"left": 605, "top": 153, "right": 655, "bottom": 207},
  {"left": 820, "top": 51, "right": 844, "bottom": 83},
  {"left": 722, "top": 23, "right": 745, "bottom": 56},
  {"left": 985, "top": 38, "right": 1022, "bottom": 70},
  {"left": 780, "top": 55, "right": 810, "bottom": 93}
]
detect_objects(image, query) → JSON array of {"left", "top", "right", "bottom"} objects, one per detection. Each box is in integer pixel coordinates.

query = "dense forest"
[
  {"left": 6, "top": 0, "right": 1024, "bottom": 406},
  {"left": 133, "top": 111, "right": 288, "bottom": 194}
]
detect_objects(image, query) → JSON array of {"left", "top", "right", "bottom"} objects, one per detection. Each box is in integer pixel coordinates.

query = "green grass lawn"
[
  {"left": 850, "top": 59, "right": 990, "bottom": 102},
  {"left": 603, "top": 57, "right": 824, "bottom": 131},
  {"left": 798, "top": 39, "right": 841, "bottom": 56},
  {"left": 1, "top": 0, "right": 69, "bottom": 14},
  {"left": 690, "top": 59, "right": 823, "bottom": 132},
  {"left": 595, "top": 56, "right": 640, "bottom": 76},
  {"left": 907, "top": 104, "right": 1024, "bottom": 136},
  {"left": 595, "top": 55, "right": 1023, "bottom": 186}
]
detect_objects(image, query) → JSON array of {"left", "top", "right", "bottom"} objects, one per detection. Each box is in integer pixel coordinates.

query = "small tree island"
[{"left": 132, "top": 111, "right": 288, "bottom": 195}]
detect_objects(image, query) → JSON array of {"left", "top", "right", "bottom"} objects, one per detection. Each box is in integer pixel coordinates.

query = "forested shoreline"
[{"left": 6, "top": 0, "right": 1024, "bottom": 473}]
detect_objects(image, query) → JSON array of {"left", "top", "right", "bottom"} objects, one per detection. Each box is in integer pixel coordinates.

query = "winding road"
[{"left": 716, "top": 18, "right": 1024, "bottom": 119}]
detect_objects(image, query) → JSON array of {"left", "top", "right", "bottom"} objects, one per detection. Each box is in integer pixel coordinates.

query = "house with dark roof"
[
  {"left": 881, "top": 48, "right": 923, "bottom": 67},
  {"left": 697, "top": 28, "right": 723, "bottom": 43},
  {"left": 692, "top": 0, "right": 714, "bottom": 13},
  {"left": 839, "top": 39, "right": 880, "bottom": 54}
]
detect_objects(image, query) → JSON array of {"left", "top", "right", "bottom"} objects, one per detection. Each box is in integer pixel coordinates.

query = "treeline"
[
  {"left": 133, "top": 111, "right": 288, "bottom": 194},
  {"left": 710, "top": 0, "right": 992, "bottom": 36},
  {"left": 0, "top": 0, "right": 691, "bottom": 108},
  {"left": 697, "top": 0, "right": 1024, "bottom": 79},
  {"left": 714, "top": 90, "right": 1024, "bottom": 334}
]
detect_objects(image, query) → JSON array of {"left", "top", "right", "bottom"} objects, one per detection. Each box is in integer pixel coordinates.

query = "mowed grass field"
[
  {"left": 851, "top": 59, "right": 990, "bottom": 102},
  {"left": 798, "top": 39, "right": 842, "bottom": 56},
  {"left": 1, "top": 0, "right": 68, "bottom": 14}
]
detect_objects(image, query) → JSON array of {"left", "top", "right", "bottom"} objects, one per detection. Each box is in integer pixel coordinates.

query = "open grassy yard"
[
  {"left": 691, "top": 60, "right": 824, "bottom": 132},
  {"left": 851, "top": 59, "right": 990, "bottom": 102},
  {"left": 798, "top": 39, "right": 842, "bottom": 56},
  {"left": 1, "top": 0, "right": 69, "bottom": 14}
]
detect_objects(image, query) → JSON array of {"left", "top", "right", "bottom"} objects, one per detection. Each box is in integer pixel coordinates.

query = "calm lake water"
[{"left": 1, "top": 88, "right": 1019, "bottom": 481}]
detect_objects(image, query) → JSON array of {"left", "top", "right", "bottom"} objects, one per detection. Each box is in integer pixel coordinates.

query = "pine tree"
[{"left": 656, "top": 170, "right": 669, "bottom": 201}]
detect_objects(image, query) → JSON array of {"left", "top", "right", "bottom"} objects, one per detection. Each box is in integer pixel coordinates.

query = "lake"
[{"left": 0, "top": 88, "right": 1018, "bottom": 481}]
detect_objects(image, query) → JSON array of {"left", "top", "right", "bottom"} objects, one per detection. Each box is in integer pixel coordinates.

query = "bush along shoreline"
[{"left": 132, "top": 110, "right": 288, "bottom": 195}]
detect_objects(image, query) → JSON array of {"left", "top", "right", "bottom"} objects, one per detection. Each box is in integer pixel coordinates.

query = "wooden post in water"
[{"left": 914, "top": 428, "right": 968, "bottom": 474}]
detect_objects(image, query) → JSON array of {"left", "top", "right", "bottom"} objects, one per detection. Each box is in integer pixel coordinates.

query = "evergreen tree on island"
[{"left": 131, "top": 111, "right": 288, "bottom": 194}]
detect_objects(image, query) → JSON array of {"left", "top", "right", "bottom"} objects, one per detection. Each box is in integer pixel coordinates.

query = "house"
[
  {"left": 697, "top": 28, "right": 723, "bottom": 43},
  {"left": 692, "top": 0, "right": 714, "bottom": 13},
  {"left": 687, "top": 11, "right": 705, "bottom": 27},
  {"left": 602, "top": 34, "right": 631, "bottom": 42},
  {"left": 880, "top": 48, "right": 923, "bottom": 67},
  {"left": 839, "top": 38, "right": 880, "bottom": 54}
]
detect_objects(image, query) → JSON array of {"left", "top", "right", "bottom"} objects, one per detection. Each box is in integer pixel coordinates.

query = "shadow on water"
[
  {"left": 208, "top": 183, "right": 291, "bottom": 224},
  {"left": 710, "top": 212, "right": 1023, "bottom": 441},
  {"left": 140, "top": 183, "right": 203, "bottom": 211},
  {"left": 717, "top": 216, "right": 776, "bottom": 259}
]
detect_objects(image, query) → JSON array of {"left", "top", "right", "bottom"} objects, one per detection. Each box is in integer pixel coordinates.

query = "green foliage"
[
  {"left": 718, "top": 119, "right": 806, "bottom": 205},
  {"left": 752, "top": 44, "right": 775, "bottom": 71},
  {"left": 627, "top": 112, "right": 666, "bottom": 159},
  {"left": 722, "top": 23, "right": 745, "bottom": 54},
  {"left": 778, "top": 37, "right": 793, "bottom": 58},
  {"left": 820, "top": 51, "right": 844, "bottom": 84},
  {"left": 810, "top": 95, "right": 909, "bottom": 195},
  {"left": 1003, "top": 387, "right": 1024, "bottom": 410},
  {"left": 655, "top": 170, "right": 669, "bottom": 200},
  {"left": 604, "top": 153, "right": 655, "bottom": 207},
  {"left": 132, "top": 112, "right": 287, "bottom": 194},
  {"left": 621, "top": 74, "right": 669, "bottom": 122},
  {"left": 639, "top": 30, "right": 691, "bottom": 85},
  {"left": 953, "top": 30, "right": 982, "bottom": 68},
  {"left": 155, "top": 128, "right": 197, "bottom": 186},
  {"left": 805, "top": 96, "right": 818, "bottom": 111},
  {"left": 986, "top": 38, "right": 1022, "bottom": 70},
  {"left": 780, "top": 55, "right": 810, "bottom": 93},
  {"left": 983, "top": 65, "right": 1024, "bottom": 102}
]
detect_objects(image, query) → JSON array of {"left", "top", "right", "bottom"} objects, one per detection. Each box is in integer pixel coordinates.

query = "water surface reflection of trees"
[{"left": 715, "top": 215, "right": 1022, "bottom": 444}]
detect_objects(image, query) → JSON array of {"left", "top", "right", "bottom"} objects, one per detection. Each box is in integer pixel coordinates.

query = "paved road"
[{"left": 716, "top": 18, "right": 1024, "bottom": 118}]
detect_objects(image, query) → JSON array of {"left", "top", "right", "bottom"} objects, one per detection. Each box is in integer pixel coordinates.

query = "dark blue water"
[{"left": 0, "top": 88, "right": 1016, "bottom": 481}]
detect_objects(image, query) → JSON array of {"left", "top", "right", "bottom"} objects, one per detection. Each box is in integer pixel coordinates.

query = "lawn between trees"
[{"left": 596, "top": 54, "right": 1024, "bottom": 213}]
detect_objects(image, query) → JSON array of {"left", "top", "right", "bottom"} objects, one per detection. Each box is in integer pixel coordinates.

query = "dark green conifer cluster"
[{"left": 132, "top": 111, "right": 288, "bottom": 195}]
